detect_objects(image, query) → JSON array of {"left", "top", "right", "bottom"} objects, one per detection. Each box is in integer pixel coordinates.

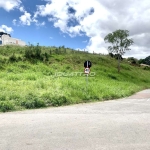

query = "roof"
[{"left": 0, "top": 32, "right": 11, "bottom": 37}]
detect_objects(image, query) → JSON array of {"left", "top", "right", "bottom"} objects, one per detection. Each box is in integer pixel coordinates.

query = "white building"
[{"left": 0, "top": 32, "right": 26, "bottom": 46}]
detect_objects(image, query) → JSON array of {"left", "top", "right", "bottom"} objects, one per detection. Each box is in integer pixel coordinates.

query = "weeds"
[
  {"left": 0, "top": 45, "right": 149, "bottom": 112},
  {"left": 21, "top": 93, "right": 46, "bottom": 109},
  {"left": 0, "top": 101, "right": 15, "bottom": 112}
]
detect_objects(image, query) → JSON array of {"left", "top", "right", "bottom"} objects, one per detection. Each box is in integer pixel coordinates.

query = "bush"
[
  {"left": 50, "top": 96, "right": 68, "bottom": 106},
  {"left": 41, "top": 93, "right": 69, "bottom": 106},
  {"left": 21, "top": 99, "right": 46, "bottom": 109},
  {"left": 9, "top": 53, "right": 17, "bottom": 62},
  {"left": 0, "top": 95, "right": 7, "bottom": 101},
  {"left": 139, "top": 56, "right": 150, "bottom": 65},
  {"left": 109, "top": 53, "right": 114, "bottom": 58},
  {"left": 143, "top": 66, "right": 150, "bottom": 70},
  {"left": 21, "top": 93, "right": 46, "bottom": 109},
  {"left": 0, "top": 101, "right": 15, "bottom": 112},
  {"left": 127, "top": 57, "right": 139, "bottom": 65},
  {"left": 24, "top": 43, "right": 49, "bottom": 62}
]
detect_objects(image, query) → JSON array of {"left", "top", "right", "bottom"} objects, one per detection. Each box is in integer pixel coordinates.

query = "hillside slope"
[{"left": 0, "top": 45, "right": 150, "bottom": 112}]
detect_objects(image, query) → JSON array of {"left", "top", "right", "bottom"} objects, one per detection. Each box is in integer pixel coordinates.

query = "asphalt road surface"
[{"left": 0, "top": 89, "right": 150, "bottom": 150}]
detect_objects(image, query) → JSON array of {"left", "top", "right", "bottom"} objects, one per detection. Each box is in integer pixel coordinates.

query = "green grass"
[{"left": 0, "top": 45, "right": 150, "bottom": 112}]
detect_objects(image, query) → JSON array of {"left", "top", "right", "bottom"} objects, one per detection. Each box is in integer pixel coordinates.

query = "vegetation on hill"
[
  {"left": 139, "top": 56, "right": 150, "bottom": 65},
  {"left": 0, "top": 44, "right": 150, "bottom": 112}
]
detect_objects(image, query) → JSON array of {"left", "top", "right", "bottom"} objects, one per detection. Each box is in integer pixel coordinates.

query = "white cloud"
[
  {"left": 16, "top": 12, "right": 46, "bottom": 27},
  {"left": 19, "top": 6, "right": 25, "bottom": 12},
  {"left": 15, "top": 6, "right": 46, "bottom": 27},
  {"left": 32, "top": 17, "right": 45, "bottom": 27},
  {"left": 34, "top": 0, "right": 110, "bottom": 52},
  {"left": 11, "top": 4, "right": 32, "bottom": 26},
  {"left": 86, "top": 35, "right": 108, "bottom": 54},
  {"left": 125, "top": 45, "right": 150, "bottom": 59},
  {"left": 35, "top": 0, "right": 71, "bottom": 33},
  {"left": 82, "top": 40, "right": 87, "bottom": 43},
  {"left": 37, "top": 21, "right": 45, "bottom": 26},
  {"left": 34, "top": 0, "right": 150, "bottom": 58},
  {"left": 12, "top": 19, "right": 17, "bottom": 26},
  {"left": 19, "top": 11, "right": 32, "bottom": 26},
  {"left": 75, "top": 48, "right": 85, "bottom": 51},
  {"left": 0, "top": 25, "right": 13, "bottom": 33},
  {"left": 0, "top": 0, "right": 21, "bottom": 11}
]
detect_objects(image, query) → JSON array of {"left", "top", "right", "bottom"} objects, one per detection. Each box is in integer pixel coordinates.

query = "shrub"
[
  {"left": 9, "top": 53, "right": 17, "bottom": 62},
  {"left": 143, "top": 66, "right": 150, "bottom": 70},
  {"left": 0, "top": 101, "right": 15, "bottom": 112},
  {"left": 109, "top": 53, "right": 114, "bottom": 58},
  {"left": 0, "top": 95, "right": 6, "bottom": 101},
  {"left": 50, "top": 96, "right": 68, "bottom": 106},
  {"left": 127, "top": 57, "right": 139, "bottom": 65},
  {"left": 24, "top": 43, "right": 49, "bottom": 62},
  {"left": 41, "top": 93, "right": 69, "bottom": 106},
  {"left": 21, "top": 93, "right": 46, "bottom": 109}
]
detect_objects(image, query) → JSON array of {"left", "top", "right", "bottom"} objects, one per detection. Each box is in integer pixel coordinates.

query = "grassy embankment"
[{"left": 0, "top": 45, "right": 150, "bottom": 112}]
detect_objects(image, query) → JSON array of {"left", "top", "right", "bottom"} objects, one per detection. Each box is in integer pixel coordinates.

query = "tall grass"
[{"left": 0, "top": 45, "right": 150, "bottom": 112}]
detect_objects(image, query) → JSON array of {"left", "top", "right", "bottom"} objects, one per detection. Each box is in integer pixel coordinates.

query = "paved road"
[{"left": 0, "top": 89, "right": 150, "bottom": 150}]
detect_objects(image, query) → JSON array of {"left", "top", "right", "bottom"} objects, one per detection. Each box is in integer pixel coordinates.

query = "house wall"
[{"left": 1, "top": 34, "right": 26, "bottom": 46}]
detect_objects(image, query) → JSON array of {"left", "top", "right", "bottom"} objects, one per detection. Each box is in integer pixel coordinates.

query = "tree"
[
  {"left": 104, "top": 29, "right": 134, "bottom": 73},
  {"left": 139, "top": 56, "right": 150, "bottom": 65},
  {"left": 127, "top": 57, "right": 139, "bottom": 65}
]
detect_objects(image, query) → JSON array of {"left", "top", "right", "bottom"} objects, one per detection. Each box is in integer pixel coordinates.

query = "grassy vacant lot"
[{"left": 0, "top": 45, "right": 150, "bottom": 112}]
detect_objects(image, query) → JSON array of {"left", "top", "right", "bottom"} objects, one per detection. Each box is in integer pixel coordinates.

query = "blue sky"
[
  {"left": 0, "top": 0, "right": 150, "bottom": 59},
  {"left": 0, "top": 0, "right": 89, "bottom": 49}
]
